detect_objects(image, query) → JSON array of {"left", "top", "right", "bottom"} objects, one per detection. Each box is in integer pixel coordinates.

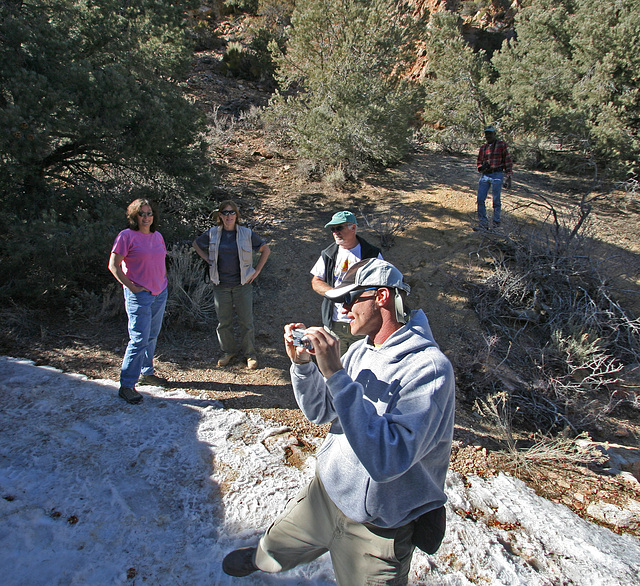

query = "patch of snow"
[{"left": 1, "top": 357, "right": 639, "bottom": 585}]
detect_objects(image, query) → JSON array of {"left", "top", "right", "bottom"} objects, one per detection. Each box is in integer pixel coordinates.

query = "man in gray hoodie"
[{"left": 222, "top": 259, "right": 456, "bottom": 585}]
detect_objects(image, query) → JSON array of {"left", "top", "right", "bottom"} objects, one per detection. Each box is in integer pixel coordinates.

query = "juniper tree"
[
  {"left": 265, "top": 0, "right": 423, "bottom": 173},
  {"left": 0, "top": 0, "right": 209, "bottom": 204},
  {"left": 490, "top": 0, "right": 640, "bottom": 176},
  {"left": 419, "top": 10, "right": 493, "bottom": 153},
  {"left": 0, "top": 0, "right": 212, "bottom": 305}
]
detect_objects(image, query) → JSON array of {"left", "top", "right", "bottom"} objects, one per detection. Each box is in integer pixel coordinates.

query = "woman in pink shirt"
[{"left": 108, "top": 199, "right": 169, "bottom": 404}]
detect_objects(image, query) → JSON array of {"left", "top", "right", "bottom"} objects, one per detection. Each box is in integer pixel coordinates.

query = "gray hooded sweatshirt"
[{"left": 290, "top": 309, "right": 455, "bottom": 529}]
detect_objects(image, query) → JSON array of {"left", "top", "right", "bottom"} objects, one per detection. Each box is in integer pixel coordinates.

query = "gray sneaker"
[
  {"left": 138, "top": 374, "right": 168, "bottom": 387},
  {"left": 119, "top": 386, "right": 143, "bottom": 405},
  {"left": 222, "top": 547, "right": 259, "bottom": 577}
]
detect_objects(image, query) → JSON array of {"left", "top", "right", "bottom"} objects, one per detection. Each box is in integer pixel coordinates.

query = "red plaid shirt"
[{"left": 477, "top": 140, "right": 512, "bottom": 176}]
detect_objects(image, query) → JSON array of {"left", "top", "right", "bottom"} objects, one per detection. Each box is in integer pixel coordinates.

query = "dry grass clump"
[
  {"left": 165, "top": 245, "right": 217, "bottom": 328},
  {"left": 474, "top": 392, "right": 609, "bottom": 476},
  {"left": 359, "top": 204, "right": 418, "bottom": 249}
]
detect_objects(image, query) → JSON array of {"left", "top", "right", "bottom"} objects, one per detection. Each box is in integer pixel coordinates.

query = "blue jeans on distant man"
[
  {"left": 477, "top": 171, "right": 503, "bottom": 227},
  {"left": 120, "top": 287, "right": 168, "bottom": 388}
]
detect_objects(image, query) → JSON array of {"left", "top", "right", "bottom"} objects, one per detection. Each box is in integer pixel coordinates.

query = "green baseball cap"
[{"left": 325, "top": 210, "right": 357, "bottom": 227}]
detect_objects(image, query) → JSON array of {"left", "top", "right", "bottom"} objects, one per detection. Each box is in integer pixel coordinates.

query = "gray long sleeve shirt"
[{"left": 290, "top": 309, "right": 455, "bottom": 528}]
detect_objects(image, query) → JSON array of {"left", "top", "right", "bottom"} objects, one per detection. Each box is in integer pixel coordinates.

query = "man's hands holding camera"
[
  {"left": 284, "top": 323, "right": 312, "bottom": 364},
  {"left": 284, "top": 323, "right": 343, "bottom": 379},
  {"left": 479, "top": 161, "right": 491, "bottom": 174}
]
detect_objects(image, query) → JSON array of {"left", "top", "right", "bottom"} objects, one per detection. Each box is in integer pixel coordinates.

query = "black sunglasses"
[
  {"left": 220, "top": 210, "right": 237, "bottom": 216},
  {"left": 330, "top": 224, "right": 348, "bottom": 232},
  {"left": 341, "top": 287, "right": 378, "bottom": 306}
]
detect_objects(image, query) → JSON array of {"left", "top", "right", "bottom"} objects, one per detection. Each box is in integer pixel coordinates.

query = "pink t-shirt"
[{"left": 111, "top": 229, "right": 167, "bottom": 295}]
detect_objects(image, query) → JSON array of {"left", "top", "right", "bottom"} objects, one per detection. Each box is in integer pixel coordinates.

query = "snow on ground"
[{"left": 1, "top": 356, "right": 639, "bottom": 585}]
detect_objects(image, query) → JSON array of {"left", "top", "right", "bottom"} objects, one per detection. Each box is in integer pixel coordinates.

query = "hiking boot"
[
  {"left": 222, "top": 547, "right": 259, "bottom": 577},
  {"left": 138, "top": 374, "right": 168, "bottom": 387},
  {"left": 247, "top": 357, "right": 259, "bottom": 370},
  {"left": 217, "top": 354, "right": 235, "bottom": 367},
  {"left": 119, "top": 386, "right": 143, "bottom": 405}
]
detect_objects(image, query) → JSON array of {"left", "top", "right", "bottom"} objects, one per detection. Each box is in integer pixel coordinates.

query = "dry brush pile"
[{"left": 461, "top": 191, "right": 640, "bottom": 444}]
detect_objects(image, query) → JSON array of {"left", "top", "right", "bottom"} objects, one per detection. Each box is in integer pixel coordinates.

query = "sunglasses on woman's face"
[
  {"left": 138, "top": 211, "right": 153, "bottom": 218},
  {"left": 220, "top": 210, "right": 237, "bottom": 216}
]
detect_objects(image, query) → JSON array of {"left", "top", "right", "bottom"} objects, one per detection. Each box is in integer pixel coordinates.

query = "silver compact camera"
[{"left": 291, "top": 328, "right": 313, "bottom": 350}]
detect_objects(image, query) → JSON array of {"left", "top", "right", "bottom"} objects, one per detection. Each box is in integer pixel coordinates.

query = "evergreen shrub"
[{"left": 264, "top": 0, "right": 423, "bottom": 173}]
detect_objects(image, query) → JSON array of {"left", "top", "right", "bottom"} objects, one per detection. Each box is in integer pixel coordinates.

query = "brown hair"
[
  {"left": 216, "top": 200, "right": 244, "bottom": 226},
  {"left": 126, "top": 198, "right": 158, "bottom": 232}
]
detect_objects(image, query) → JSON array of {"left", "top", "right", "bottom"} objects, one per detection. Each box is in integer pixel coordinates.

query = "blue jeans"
[
  {"left": 212, "top": 283, "right": 255, "bottom": 357},
  {"left": 477, "top": 172, "right": 503, "bottom": 226},
  {"left": 120, "top": 287, "right": 168, "bottom": 388}
]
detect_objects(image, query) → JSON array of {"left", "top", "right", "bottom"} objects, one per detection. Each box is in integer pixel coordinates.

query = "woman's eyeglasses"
[
  {"left": 220, "top": 210, "right": 237, "bottom": 216},
  {"left": 138, "top": 211, "right": 153, "bottom": 218}
]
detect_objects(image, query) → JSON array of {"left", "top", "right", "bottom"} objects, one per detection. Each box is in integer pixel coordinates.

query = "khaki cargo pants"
[{"left": 255, "top": 472, "right": 415, "bottom": 585}]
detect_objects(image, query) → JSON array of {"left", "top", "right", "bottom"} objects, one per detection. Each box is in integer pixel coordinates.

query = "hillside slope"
[{"left": 2, "top": 14, "right": 640, "bottom": 539}]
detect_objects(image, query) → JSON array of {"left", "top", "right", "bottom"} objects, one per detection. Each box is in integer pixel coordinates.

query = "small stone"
[{"left": 614, "top": 425, "right": 631, "bottom": 438}]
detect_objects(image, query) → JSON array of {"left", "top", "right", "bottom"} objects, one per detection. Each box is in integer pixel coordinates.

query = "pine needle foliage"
[
  {"left": 490, "top": 0, "right": 640, "bottom": 176},
  {"left": 265, "top": 0, "right": 423, "bottom": 173},
  {"left": 419, "top": 11, "right": 493, "bottom": 153},
  {"left": 0, "top": 0, "right": 213, "bottom": 306},
  {"left": 0, "top": 0, "right": 209, "bottom": 199}
]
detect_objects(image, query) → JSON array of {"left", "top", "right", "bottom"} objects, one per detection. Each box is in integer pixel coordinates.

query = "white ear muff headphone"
[{"left": 394, "top": 289, "right": 407, "bottom": 324}]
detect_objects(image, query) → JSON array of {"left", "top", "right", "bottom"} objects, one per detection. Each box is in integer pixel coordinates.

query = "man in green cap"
[{"left": 310, "top": 210, "right": 382, "bottom": 353}]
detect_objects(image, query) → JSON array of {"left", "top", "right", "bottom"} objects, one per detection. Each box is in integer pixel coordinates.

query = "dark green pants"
[{"left": 212, "top": 283, "right": 256, "bottom": 358}]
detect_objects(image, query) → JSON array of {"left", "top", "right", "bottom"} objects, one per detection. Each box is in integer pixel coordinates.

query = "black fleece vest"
[{"left": 319, "top": 236, "right": 382, "bottom": 328}]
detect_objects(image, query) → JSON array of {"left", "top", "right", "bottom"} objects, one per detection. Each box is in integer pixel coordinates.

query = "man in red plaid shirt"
[{"left": 474, "top": 126, "right": 512, "bottom": 230}]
